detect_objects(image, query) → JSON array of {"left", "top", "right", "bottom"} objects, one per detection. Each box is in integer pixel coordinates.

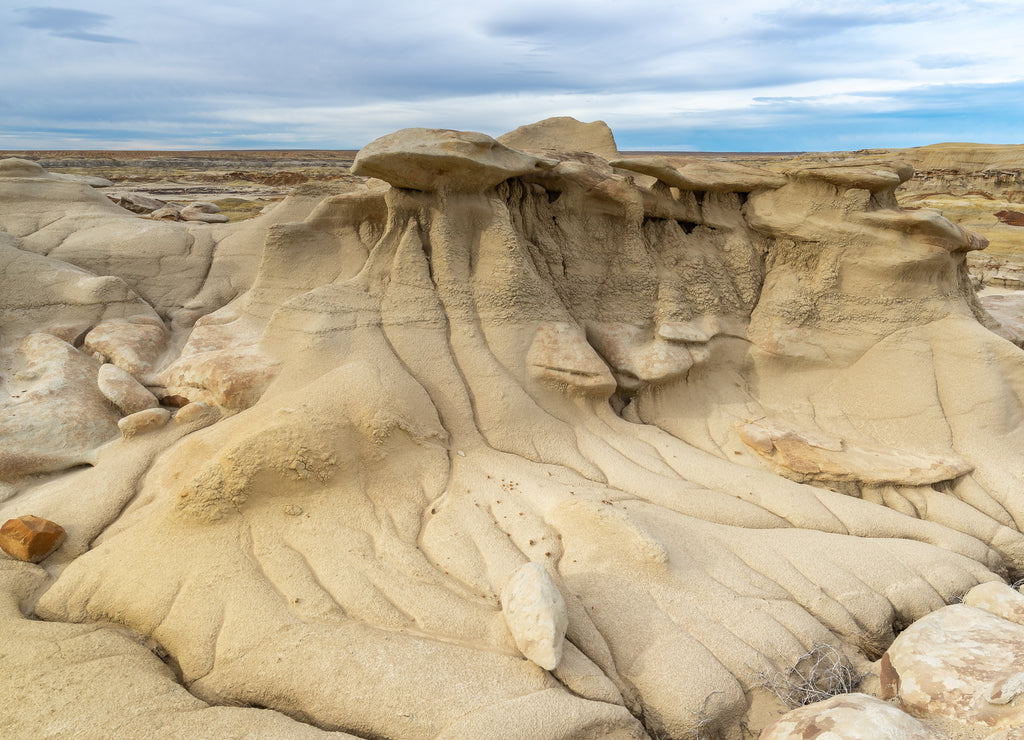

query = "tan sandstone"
[{"left": 1, "top": 123, "right": 1024, "bottom": 739}]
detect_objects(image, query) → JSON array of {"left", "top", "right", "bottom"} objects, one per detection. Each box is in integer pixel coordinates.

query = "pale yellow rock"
[
  {"left": 118, "top": 407, "right": 171, "bottom": 439},
  {"left": 884, "top": 605, "right": 1024, "bottom": 729},
  {"left": 985, "top": 727, "right": 1024, "bottom": 740},
  {"left": 760, "top": 693, "right": 946, "bottom": 739},
  {"left": 98, "top": 363, "right": 159, "bottom": 415},
  {"left": 501, "top": 562, "right": 568, "bottom": 670},
  {"left": 612, "top": 155, "right": 786, "bottom": 192},
  {"left": 0, "top": 562, "right": 358, "bottom": 739},
  {"left": 84, "top": 316, "right": 167, "bottom": 377},
  {"left": 172, "top": 401, "right": 220, "bottom": 426},
  {"left": 498, "top": 116, "right": 619, "bottom": 160},
  {"left": 0, "top": 334, "right": 120, "bottom": 479},
  {"left": 963, "top": 581, "right": 1024, "bottom": 626}
]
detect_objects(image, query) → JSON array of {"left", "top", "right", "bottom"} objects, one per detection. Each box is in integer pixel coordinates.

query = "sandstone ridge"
[{"left": 1, "top": 119, "right": 1024, "bottom": 739}]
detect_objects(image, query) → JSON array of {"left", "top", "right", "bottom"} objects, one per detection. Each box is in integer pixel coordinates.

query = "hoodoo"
[{"left": 2, "top": 118, "right": 1024, "bottom": 738}]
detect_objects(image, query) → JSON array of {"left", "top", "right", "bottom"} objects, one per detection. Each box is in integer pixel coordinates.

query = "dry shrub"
[{"left": 754, "top": 642, "right": 866, "bottom": 710}]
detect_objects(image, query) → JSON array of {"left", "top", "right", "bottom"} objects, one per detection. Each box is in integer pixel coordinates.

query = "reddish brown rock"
[
  {"left": 0, "top": 515, "right": 66, "bottom": 562},
  {"left": 995, "top": 210, "right": 1024, "bottom": 226}
]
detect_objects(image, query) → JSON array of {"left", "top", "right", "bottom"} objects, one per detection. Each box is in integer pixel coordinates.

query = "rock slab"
[
  {"left": 0, "top": 515, "right": 66, "bottom": 562},
  {"left": 501, "top": 562, "right": 568, "bottom": 671},
  {"left": 98, "top": 363, "right": 159, "bottom": 415}
]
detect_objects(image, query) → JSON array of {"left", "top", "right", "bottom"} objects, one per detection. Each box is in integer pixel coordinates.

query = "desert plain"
[{"left": 3, "top": 117, "right": 1024, "bottom": 739}]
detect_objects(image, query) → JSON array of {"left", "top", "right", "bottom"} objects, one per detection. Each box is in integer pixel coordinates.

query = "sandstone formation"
[{"left": 2, "top": 120, "right": 1024, "bottom": 739}]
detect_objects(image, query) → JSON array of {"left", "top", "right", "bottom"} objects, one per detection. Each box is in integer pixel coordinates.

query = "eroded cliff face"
[{"left": 2, "top": 121, "right": 1024, "bottom": 739}]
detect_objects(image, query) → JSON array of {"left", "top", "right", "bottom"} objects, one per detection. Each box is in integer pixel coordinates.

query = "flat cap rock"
[
  {"left": 351, "top": 128, "right": 557, "bottom": 192},
  {"left": 497, "top": 116, "right": 619, "bottom": 161},
  {"left": 0, "top": 515, "right": 67, "bottom": 563},
  {"left": 788, "top": 161, "right": 914, "bottom": 191},
  {"left": 611, "top": 156, "right": 786, "bottom": 192}
]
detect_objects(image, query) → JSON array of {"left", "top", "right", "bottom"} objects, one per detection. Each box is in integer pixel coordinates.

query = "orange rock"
[{"left": 0, "top": 515, "right": 66, "bottom": 563}]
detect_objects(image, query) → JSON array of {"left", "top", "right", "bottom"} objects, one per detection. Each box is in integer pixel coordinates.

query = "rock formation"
[{"left": 2, "top": 118, "right": 1024, "bottom": 738}]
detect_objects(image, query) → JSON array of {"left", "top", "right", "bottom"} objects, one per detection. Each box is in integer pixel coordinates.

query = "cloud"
[
  {"left": 2, "top": 0, "right": 1024, "bottom": 150},
  {"left": 15, "top": 6, "right": 131, "bottom": 43},
  {"left": 915, "top": 54, "right": 979, "bottom": 70}
]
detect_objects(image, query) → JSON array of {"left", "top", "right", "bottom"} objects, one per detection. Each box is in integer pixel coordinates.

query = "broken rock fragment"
[
  {"left": 97, "top": 363, "right": 159, "bottom": 415},
  {"left": 118, "top": 408, "right": 171, "bottom": 439},
  {"left": 84, "top": 317, "right": 167, "bottom": 377},
  {"left": 501, "top": 562, "right": 568, "bottom": 671},
  {"left": 0, "top": 515, "right": 66, "bottom": 563}
]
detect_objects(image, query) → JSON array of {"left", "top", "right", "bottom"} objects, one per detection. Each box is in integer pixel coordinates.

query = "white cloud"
[{"left": 2, "top": 0, "right": 1024, "bottom": 149}]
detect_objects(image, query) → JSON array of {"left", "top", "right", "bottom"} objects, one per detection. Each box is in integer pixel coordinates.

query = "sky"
[{"left": 2, "top": 0, "right": 1024, "bottom": 152}]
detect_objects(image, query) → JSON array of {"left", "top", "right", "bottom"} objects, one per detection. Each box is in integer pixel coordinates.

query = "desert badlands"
[{"left": 3, "top": 117, "right": 1024, "bottom": 739}]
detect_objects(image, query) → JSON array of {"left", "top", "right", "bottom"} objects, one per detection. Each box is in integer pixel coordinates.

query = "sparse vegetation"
[{"left": 753, "top": 642, "right": 866, "bottom": 710}]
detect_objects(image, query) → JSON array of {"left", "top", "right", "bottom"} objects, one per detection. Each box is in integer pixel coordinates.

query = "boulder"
[
  {"left": 84, "top": 317, "right": 167, "bottom": 377},
  {"left": 612, "top": 156, "right": 786, "bottom": 192},
  {"left": 149, "top": 205, "right": 182, "bottom": 220},
  {"left": 963, "top": 582, "right": 1024, "bottom": 625},
  {"left": 0, "top": 333, "right": 121, "bottom": 478},
  {"left": 882, "top": 604, "right": 1024, "bottom": 728},
  {"left": 0, "top": 158, "right": 47, "bottom": 178},
  {"left": 158, "top": 346, "right": 279, "bottom": 410},
  {"left": 113, "top": 192, "right": 167, "bottom": 214},
  {"left": 351, "top": 128, "right": 557, "bottom": 192},
  {"left": 0, "top": 515, "right": 66, "bottom": 562},
  {"left": 172, "top": 401, "right": 220, "bottom": 426},
  {"left": 501, "top": 563, "right": 568, "bottom": 670},
  {"left": 760, "top": 693, "right": 945, "bottom": 739},
  {"left": 995, "top": 210, "right": 1024, "bottom": 227},
  {"left": 790, "top": 162, "right": 914, "bottom": 191},
  {"left": 97, "top": 363, "right": 159, "bottom": 415},
  {"left": 186, "top": 202, "right": 221, "bottom": 214}
]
